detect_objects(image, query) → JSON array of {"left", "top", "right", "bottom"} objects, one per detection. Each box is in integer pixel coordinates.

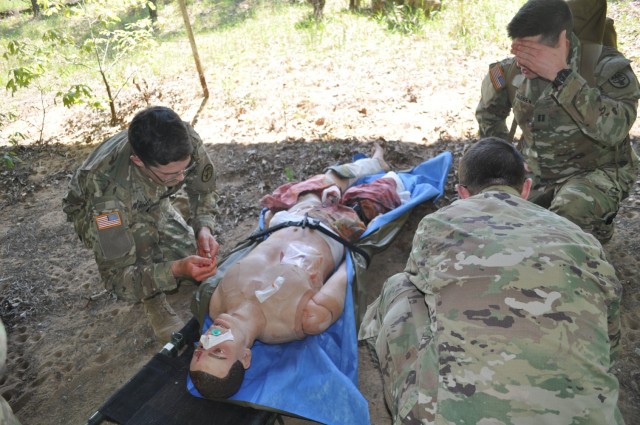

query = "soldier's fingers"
[
  {"left": 197, "top": 239, "right": 213, "bottom": 258},
  {"left": 202, "top": 238, "right": 216, "bottom": 259},
  {"left": 195, "top": 255, "right": 213, "bottom": 265},
  {"left": 192, "top": 263, "right": 217, "bottom": 281},
  {"left": 210, "top": 238, "right": 220, "bottom": 256}
]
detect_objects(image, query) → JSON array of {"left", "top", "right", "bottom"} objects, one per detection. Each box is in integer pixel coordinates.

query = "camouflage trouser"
[
  {"left": 0, "top": 398, "right": 21, "bottom": 425},
  {"left": 529, "top": 165, "right": 637, "bottom": 243},
  {"left": 361, "top": 273, "right": 438, "bottom": 425}
]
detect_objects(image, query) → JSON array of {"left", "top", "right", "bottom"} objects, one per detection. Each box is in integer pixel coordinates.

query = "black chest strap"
[{"left": 245, "top": 213, "right": 371, "bottom": 266}]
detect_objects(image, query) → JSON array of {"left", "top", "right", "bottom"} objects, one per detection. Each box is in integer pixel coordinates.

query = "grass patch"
[
  {"left": 1, "top": 0, "right": 639, "bottom": 138},
  {"left": 0, "top": 0, "right": 25, "bottom": 14},
  {"left": 0, "top": 0, "right": 524, "bottom": 90}
]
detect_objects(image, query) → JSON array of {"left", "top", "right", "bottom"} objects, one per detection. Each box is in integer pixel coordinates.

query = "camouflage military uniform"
[
  {"left": 359, "top": 185, "right": 624, "bottom": 424},
  {"left": 476, "top": 33, "right": 640, "bottom": 242},
  {"left": 62, "top": 124, "right": 218, "bottom": 302},
  {"left": 0, "top": 320, "right": 21, "bottom": 425}
]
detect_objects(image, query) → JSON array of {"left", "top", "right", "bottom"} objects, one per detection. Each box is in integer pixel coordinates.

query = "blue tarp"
[{"left": 188, "top": 151, "right": 453, "bottom": 425}]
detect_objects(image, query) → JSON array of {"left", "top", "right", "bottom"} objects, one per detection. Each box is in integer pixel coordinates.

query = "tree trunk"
[
  {"left": 31, "top": 0, "right": 40, "bottom": 17},
  {"left": 310, "top": 0, "right": 325, "bottom": 20},
  {"left": 177, "top": 0, "right": 209, "bottom": 99},
  {"left": 99, "top": 69, "right": 118, "bottom": 126},
  {"left": 147, "top": 0, "right": 158, "bottom": 22}
]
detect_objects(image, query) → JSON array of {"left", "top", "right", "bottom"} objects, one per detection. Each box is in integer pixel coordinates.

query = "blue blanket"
[{"left": 188, "top": 151, "right": 452, "bottom": 424}]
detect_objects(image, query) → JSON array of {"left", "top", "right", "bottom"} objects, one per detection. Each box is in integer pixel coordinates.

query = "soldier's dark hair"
[
  {"left": 128, "top": 106, "right": 193, "bottom": 167},
  {"left": 458, "top": 137, "right": 526, "bottom": 195},
  {"left": 189, "top": 361, "right": 245, "bottom": 399},
  {"left": 507, "top": 0, "right": 573, "bottom": 46}
]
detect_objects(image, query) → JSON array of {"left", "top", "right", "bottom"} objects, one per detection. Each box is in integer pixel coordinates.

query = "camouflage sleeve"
[
  {"left": 404, "top": 215, "right": 437, "bottom": 292},
  {"left": 62, "top": 171, "right": 84, "bottom": 223},
  {"left": 569, "top": 238, "right": 624, "bottom": 368},
  {"left": 475, "top": 60, "right": 513, "bottom": 140},
  {"left": 589, "top": 247, "right": 623, "bottom": 368},
  {"left": 553, "top": 56, "right": 640, "bottom": 147},
  {"left": 183, "top": 125, "right": 219, "bottom": 235},
  {"left": 607, "top": 292, "right": 621, "bottom": 366}
]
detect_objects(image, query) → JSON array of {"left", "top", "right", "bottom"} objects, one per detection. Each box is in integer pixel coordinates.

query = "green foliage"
[
  {"left": 84, "top": 17, "right": 155, "bottom": 58},
  {"left": 3, "top": 39, "right": 50, "bottom": 95},
  {"left": 5, "top": 63, "right": 45, "bottom": 94},
  {"left": 283, "top": 166, "right": 296, "bottom": 182},
  {"left": 2, "top": 25, "right": 82, "bottom": 142},
  {"left": 1, "top": 0, "right": 638, "bottom": 144},
  {"left": 67, "top": 0, "right": 156, "bottom": 123},
  {"left": 1, "top": 0, "right": 157, "bottom": 127},
  {"left": 1, "top": 133, "right": 25, "bottom": 169},
  {"left": 67, "top": 0, "right": 156, "bottom": 59},
  {"left": 295, "top": 13, "right": 326, "bottom": 30},
  {"left": 377, "top": 4, "right": 433, "bottom": 35},
  {"left": 433, "top": 0, "right": 520, "bottom": 53},
  {"left": 57, "top": 83, "right": 102, "bottom": 108},
  {"left": 0, "top": 111, "right": 24, "bottom": 169},
  {"left": 39, "top": 0, "right": 68, "bottom": 17},
  {"left": 41, "top": 28, "right": 73, "bottom": 45},
  {"left": 2, "top": 28, "right": 74, "bottom": 98},
  {"left": 0, "top": 0, "right": 23, "bottom": 13},
  {"left": 189, "top": 0, "right": 257, "bottom": 33}
]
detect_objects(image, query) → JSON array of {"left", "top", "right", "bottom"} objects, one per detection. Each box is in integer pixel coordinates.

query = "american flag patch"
[
  {"left": 489, "top": 64, "right": 507, "bottom": 90},
  {"left": 96, "top": 212, "right": 122, "bottom": 230}
]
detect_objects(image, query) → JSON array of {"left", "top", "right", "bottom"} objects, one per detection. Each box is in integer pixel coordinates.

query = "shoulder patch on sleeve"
[
  {"left": 608, "top": 71, "right": 631, "bottom": 89},
  {"left": 489, "top": 63, "right": 507, "bottom": 90},
  {"left": 201, "top": 164, "right": 214, "bottom": 183}
]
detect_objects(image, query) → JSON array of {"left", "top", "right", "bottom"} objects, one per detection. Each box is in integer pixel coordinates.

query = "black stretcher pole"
[{"left": 84, "top": 332, "right": 187, "bottom": 425}]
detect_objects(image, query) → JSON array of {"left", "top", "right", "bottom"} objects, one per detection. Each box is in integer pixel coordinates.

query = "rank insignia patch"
[
  {"left": 96, "top": 212, "right": 123, "bottom": 230},
  {"left": 489, "top": 64, "right": 507, "bottom": 90}
]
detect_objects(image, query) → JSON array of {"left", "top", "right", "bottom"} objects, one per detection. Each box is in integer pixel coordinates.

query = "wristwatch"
[{"left": 552, "top": 68, "right": 573, "bottom": 89}]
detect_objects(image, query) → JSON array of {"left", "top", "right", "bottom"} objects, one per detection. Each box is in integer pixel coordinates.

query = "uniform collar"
[
  {"left": 568, "top": 32, "right": 581, "bottom": 71},
  {"left": 478, "top": 185, "right": 522, "bottom": 197}
]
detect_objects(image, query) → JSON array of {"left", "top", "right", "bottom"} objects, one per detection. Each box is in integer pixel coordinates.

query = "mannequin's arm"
[{"left": 301, "top": 261, "right": 347, "bottom": 335}]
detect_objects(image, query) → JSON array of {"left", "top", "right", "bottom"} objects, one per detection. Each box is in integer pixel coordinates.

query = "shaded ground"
[
  {"left": 1, "top": 2, "right": 640, "bottom": 424},
  {"left": 1, "top": 134, "right": 639, "bottom": 424}
]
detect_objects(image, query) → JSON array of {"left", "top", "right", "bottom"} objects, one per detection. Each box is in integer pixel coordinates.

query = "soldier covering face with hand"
[{"left": 476, "top": 0, "right": 640, "bottom": 243}]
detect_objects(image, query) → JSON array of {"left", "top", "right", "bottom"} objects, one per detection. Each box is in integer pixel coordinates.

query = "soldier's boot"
[{"left": 143, "top": 293, "right": 184, "bottom": 343}]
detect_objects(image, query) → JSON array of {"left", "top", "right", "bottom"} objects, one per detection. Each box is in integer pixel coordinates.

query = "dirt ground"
[{"left": 2, "top": 5, "right": 640, "bottom": 425}]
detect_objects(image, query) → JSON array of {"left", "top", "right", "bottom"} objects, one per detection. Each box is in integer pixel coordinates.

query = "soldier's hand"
[
  {"left": 196, "top": 227, "right": 219, "bottom": 260},
  {"left": 511, "top": 30, "right": 570, "bottom": 81},
  {"left": 171, "top": 256, "right": 217, "bottom": 282}
]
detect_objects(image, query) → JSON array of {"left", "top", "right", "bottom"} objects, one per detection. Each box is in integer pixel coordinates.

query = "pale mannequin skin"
[
  {"left": 510, "top": 30, "right": 570, "bottom": 81},
  {"left": 190, "top": 145, "right": 390, "bottom": 379},
  {"left": 130, "top": 154, "right": 219, "bottom": 282}
]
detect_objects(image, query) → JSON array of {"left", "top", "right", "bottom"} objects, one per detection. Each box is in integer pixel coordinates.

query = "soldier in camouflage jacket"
[
  {"left": 359, "top": 137, "right": 623, "bottom": 424},
  {"left": 476, "top": 0, "right": 640, "bottom": 242},
  {"left": 63, "top": 107, "right": 219, "bottom": 341}
]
